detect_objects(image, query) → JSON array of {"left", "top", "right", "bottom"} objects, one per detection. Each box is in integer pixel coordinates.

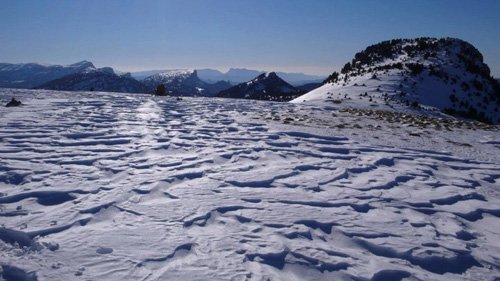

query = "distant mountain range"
[
  {"left": 36, "top": 67, "right": 147, "bottom": 93},
  {"left": 0, "top": 61, "right": 95, "bottom": 89},
  {"left": 1, "top": 37, "right": 498, "bottom": 124},
  {"left": 132, "top": 68, "right": 325, "bottom": 86},
  {"left": 0, "top": 61, "right": 323, "bottom": 97}
]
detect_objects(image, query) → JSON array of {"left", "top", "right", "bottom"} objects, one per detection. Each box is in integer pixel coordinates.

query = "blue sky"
[{"left": 0, "top": 0, "right": 499, "bottom": 76}]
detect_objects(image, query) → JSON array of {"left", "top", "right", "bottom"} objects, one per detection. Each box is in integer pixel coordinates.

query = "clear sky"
[{"left": 0, "top": 0, "right": 499, "bottom": 76}]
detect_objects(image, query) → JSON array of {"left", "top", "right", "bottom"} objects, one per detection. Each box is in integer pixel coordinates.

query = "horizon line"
[{"left": 0, "top": 60, "right": 334, "bottom": 76}]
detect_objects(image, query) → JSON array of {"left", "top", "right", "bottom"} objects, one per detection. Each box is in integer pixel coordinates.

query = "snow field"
[{"left": 0, "top": 89, "right": 499, "bottom": 280}]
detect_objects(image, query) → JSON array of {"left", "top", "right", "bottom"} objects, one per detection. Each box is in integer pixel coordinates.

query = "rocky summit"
[{"left": 293, "top": 38, "right": 500, "bottom": 124}]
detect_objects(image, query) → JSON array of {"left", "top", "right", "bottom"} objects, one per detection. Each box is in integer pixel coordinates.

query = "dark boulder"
[{"left": 5, "top": 98, "right": 22, "bottom": 107}]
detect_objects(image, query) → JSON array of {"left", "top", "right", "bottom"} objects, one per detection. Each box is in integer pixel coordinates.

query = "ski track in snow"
[{"left": 0, "top": 89, "right": 499, "bottom": 280}]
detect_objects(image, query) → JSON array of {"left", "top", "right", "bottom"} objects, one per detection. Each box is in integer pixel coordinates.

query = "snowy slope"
[
  {"left": 0, "top": 89, "right": 499, "bottom": 280},
  {"left": 293, "top": 38, "right": 500, "bottom": 124},
  {"left": 218, "top": 72, "right": 303, "bottom": 101}
]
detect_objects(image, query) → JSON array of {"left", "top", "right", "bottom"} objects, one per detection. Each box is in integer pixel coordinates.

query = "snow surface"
[
  {"left": 292, "top": 70, "right": 443, "bottom": 113},
  {"left": 0, "top": 89, "right": 499, "bottom": 280}
]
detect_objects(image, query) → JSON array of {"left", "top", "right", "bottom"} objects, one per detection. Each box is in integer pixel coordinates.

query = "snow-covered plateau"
[{"left": 0, "top": 89, "right": 499, "bottom": 281}]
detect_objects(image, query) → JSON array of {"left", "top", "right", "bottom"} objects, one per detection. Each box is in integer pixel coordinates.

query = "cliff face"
[{"left": 143, "top": 70, "right": 231, "bottom": 96}]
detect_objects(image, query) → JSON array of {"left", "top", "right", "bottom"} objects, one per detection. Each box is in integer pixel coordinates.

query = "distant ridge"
[
  {"left": 133, "top": 68, "right": 324, "bottom": 86},
  {"left": 36, "top": 67, "right": 146, "bottom": 93},
  {"left": 0, "top": 61, "right": 95, "bottom": 88}
]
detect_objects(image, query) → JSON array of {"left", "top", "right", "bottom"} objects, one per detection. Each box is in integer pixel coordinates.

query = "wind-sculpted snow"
[{"left": 0, "top": 89, "right": 499, "bottom": 280}]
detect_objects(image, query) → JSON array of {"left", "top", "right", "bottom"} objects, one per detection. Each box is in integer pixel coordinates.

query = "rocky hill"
[
  {"left": 218, "top": 72, "right": 304, "bottom": 101},
  {"left": 293, "top": 37, "right": 500, "bottom": 124}
]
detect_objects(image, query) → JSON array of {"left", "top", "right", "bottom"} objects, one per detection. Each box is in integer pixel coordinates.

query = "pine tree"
[{"left": 154, "top": 84, "right": 167, "bottom": 96}]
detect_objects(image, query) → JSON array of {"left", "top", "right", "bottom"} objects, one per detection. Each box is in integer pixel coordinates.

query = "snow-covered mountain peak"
[
  {"left": 293, "top": 37, "right": 500, "bottom": 124},
  {"left": 144, "top": 69, "right": 195, "bottom": 84},
  {"left": 258, "top": 71, "right": 278, "bottom": 79},
  {"left": 250, "top": 72, "right": 283, "bottom": 84}
]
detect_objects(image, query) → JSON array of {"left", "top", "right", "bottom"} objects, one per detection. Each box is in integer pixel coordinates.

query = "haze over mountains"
[{"left": 131, "top": 68, "right": 324, "bottom": 86}]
